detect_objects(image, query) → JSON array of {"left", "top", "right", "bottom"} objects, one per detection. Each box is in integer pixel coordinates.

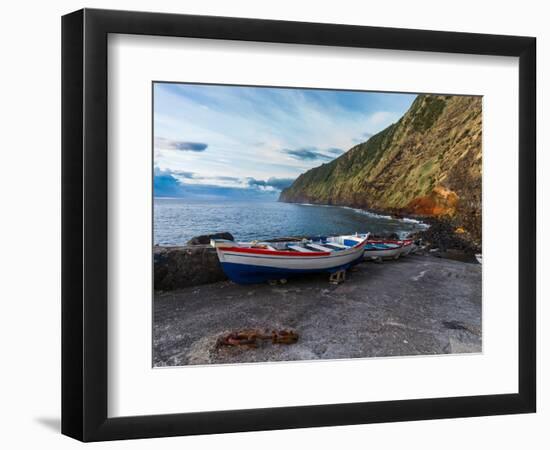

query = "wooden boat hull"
[
  {"left": 363, "top": 243, "right": 403, "bottom": 260},
  {"left": 345, "top": 235, "right": 416, "bottom": 260},
  {"left": 215, "top": 237, "right": 368, "bottom": 284},
  {"left": 399, "top": 240, "right": 416, "bottom": 256},
  {"left": 368, "top": 238, "right": 416, "bottom": 257}
]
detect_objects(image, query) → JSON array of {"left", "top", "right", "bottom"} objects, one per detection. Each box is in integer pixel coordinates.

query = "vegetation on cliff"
[{"left": 279, "top": 94, "right": 482, "bottom": 242}]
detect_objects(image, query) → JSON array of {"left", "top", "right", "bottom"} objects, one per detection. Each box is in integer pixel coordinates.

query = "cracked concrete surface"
[{"left": 153, "top": 254, "right": 481, "bottom": 366}]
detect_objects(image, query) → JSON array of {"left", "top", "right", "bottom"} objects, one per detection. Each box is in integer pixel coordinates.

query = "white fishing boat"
[
  {"left": 211, "top": 234, "right": 369, "bottom": 284},
  {"left": 363, "top": 241, "right": 403, "bottom": 260},
  {"left": 397, "top": 239, "right": 416, "bottom": 256},
  {"left": 345, "top": 234, "right": 416, "bottom": 260}
]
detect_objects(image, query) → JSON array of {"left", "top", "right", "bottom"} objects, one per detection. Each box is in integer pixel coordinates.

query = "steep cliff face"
[{"left": 279, "top": 94, "right": 482, "bottom": 242}]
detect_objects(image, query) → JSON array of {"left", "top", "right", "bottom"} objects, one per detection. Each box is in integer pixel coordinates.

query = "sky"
[{"left": 153, "top": 83, "right": 416, "bottom": 200}]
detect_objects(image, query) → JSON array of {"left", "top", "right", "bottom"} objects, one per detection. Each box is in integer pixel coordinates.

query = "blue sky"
[{"left": 154, "top": 83, "right": 416, "bottom": 199}]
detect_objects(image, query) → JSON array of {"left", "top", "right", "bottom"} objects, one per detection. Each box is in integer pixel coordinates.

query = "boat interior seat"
[
  {"left": 324, "top": 242, "right": 348, "bottom": 249},
  {"left": 287, "top": 244, "right": 315, "bottom": 252},
  {"left": 307, "top": 243, "right": 334, "bottom": 252}
]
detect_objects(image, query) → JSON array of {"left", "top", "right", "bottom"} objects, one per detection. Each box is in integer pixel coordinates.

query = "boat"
[
  {"left": 211, "top": 234, "right": 369, "bottom": 284},
  {"left": 396, "top": 239, "right": 416, "bottom": 256},
  {"left": 363, "top": 241, "right": 403, "bottom": 260},
  {"left": 344, "top": 235, "right": 416, "bottom": 260}
]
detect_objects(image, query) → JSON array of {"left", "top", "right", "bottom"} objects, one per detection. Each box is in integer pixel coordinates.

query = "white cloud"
[{"left": 153, "top": 84, "right": 416, "bottom": 184}]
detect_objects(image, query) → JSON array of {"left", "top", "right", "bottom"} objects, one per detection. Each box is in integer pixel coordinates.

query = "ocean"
[{"left": 154, "top": 198, "right": 428, "bottom": 246}]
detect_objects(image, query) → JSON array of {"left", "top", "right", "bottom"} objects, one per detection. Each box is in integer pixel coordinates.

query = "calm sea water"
[{"left": 154, "top": 198, "right": 428, "bottom": 246}]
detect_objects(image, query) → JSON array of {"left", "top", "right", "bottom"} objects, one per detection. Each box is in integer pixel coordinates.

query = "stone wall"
[{"left": 154, "top": 245, "right": 227, "bottom": 291}]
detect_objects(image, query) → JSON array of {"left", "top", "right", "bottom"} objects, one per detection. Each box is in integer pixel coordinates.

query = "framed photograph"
[{"left": 62, "top": 8, "right": 536, "bottom": 441}]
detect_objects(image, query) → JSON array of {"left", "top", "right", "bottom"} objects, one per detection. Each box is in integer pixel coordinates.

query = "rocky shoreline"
[
  {"left": 408, "top": 217, "right": 481, "bottom": 262},
  {"left": 278, "top": 94, "right": 482, "bottom": 244},
  {"left": 277, "top": 199, "right": 481, "bottom": 252},
  {"left": 154, "top": 220, "right": 480, "bottom": 291}
]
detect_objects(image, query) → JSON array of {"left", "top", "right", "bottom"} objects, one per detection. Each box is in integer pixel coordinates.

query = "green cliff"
[{"left": 279, "top": 94, "right": 482, "bottom": 242}]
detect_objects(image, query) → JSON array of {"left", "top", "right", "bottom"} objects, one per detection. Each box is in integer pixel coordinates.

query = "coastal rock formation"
[
  {"left": 279, "top": 95, "right": 482, "bottom": 242},
  {"left": 186, "top": 232, "right": 234, "bottom": 246},
  {"left": 154, "top": 245, "right": 227, "bottom": 290}
]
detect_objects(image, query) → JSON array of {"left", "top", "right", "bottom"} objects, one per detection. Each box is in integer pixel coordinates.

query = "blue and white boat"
[
  {"left": 344, "top": 235, "right": 416, "bottom": 260},
  {"left": 211, "top": 234, "right": 369, "bottom": 284},
  {"left": 363, "top": 241, "right": 403, "bottom": 260}
]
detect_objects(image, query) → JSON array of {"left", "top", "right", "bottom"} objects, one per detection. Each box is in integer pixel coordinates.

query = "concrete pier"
[{"left": 153, "top": 254, "right": 482, "bottom": 366}]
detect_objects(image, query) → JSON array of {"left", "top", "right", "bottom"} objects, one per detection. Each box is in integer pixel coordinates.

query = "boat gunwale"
[
  {"left": 217, "top": 236, "right": 368, "bottom": 258},
  {"left": 368, "top": 239, "right": 413, "bottom": 246}
]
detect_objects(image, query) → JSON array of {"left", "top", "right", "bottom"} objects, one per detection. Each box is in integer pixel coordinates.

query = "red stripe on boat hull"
[
  {"left": 219, "top": 237, "right": 368, "bottom": 257},
  {"left": 219, "top": 247, "right": 330, "bottom": 257}
]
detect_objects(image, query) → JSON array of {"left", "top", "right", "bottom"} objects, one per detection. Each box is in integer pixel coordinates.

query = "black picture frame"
[{"left": 62, "top": 8, "right": 536, "bottom": 442}]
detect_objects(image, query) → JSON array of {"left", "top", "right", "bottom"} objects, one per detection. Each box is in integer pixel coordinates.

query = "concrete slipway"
[{"left": 153, "top": 254, "right": 481, "bottom": 367}]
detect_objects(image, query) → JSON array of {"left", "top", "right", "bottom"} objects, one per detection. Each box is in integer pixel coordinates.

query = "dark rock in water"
[
  {"left": 186, "top": 232, "right": 234, "bottom": 246},
  {"left": 154, "top": 245, "right": 227, "bottom": 290}
]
